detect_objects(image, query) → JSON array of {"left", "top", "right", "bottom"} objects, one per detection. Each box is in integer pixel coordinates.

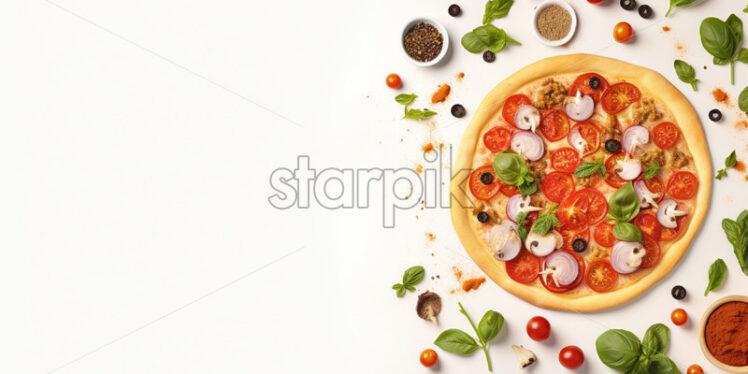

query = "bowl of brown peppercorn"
[{"left": 402, "top": 17, "right": 449, "bottom": 67}]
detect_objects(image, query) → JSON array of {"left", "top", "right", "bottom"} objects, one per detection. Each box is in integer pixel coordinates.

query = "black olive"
[
  {"left": 589, "top": 76, "right": 601, "bottom": 90},
  {"left": 483, "top": 51, "right": 496, "bottom": 63},
  {"left": 572, "top": 238, "right": 587, "bottom": 253},
  {"left": 671, "top": 285, "right": 687, "bottom": 300},
  {"left": 480, "top": 172, "right": 494, "bottom": 185},
  {"left": 477, "top": 211, "right": 490, "bottom": 223},
  {"left": 709, "top": 109, "right": 722, "bottom": 122},
  {"left": 605, "top": 139, "right": 622, "bottom": 153},
  {"left": 620, "top": 0, "right": 636, "bottom": 10},
  {"left": 451, "top": 104, "right": 466, "bottom": 118},
  {"left": 638, "top": 5, "right": 653, "bottom": 19},
  {"left": 448, "top": 4, "right": 461, "bottom": 17}
]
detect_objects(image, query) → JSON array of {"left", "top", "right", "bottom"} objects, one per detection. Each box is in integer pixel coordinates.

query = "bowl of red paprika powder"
[{"left": 699, "top": 295, "right": 748, "bottom": 372}]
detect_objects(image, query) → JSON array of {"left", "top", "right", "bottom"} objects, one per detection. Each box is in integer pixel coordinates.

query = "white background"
[{"left": 1, "top": 0, "right": 747, "bottom": 373}]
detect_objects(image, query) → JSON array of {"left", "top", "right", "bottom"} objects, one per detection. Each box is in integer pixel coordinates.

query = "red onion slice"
[
  {"left": 526, "top": 230, "right": 562, "bottom": 257},
  {"left": 622, "top": 125, "right": 650, "bottom": 154},
  {"left": 565, "top": 93, "right": 595, "bottom": 122},
  {"left": 506, "top": 194, "right": 543, "bottom": 222},
  {"left": 514, "top": 105, "right": 540, "bottom": 132},
  {"left": 611, "top": 241, "right": 645, "bottom": 274},
  {"left": 634, "top": 180, "right": 659, "bottom": 209},
  {"left": 541, "top": 251, "right": 578, "bottom": 286},
  {"left": 510, "top": 131, "right": 545, "bottom": 161},
  {"left": 657, "top": 198, "right": 688, "bottom": 229},
  {"left": 486, "top": 221, "right": 521, "bottom": 261}
]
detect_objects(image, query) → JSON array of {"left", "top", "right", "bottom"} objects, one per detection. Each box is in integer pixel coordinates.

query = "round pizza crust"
[{"left": 450, "top": 54, "right": 712, "bottom": 312}]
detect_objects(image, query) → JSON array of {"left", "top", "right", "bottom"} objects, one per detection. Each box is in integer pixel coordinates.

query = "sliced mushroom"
[
  {"left": 416, "top": 291, "right": 442, "bottom": 324},
  {"left": 512, "top": 344, "right": 537, "bottom": 369}
]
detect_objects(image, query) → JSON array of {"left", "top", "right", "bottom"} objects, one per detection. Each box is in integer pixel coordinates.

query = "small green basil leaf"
[
  {"left": 726, "top": 14, "right": 744, "bottom": 46},
  {"left": 665, "top": 0, "right": 699, "bottom": 17},
  {"left": 493, "top": 151, "right": 525, "bottom": 185},
  {"left": 705, "top": 258, "right": 728, "bottom": 296},
  {"left": 648, "top": 353, "right": 681, "bottom": 374},
  {"left": 402, "top": 265, "right": 425, "bottom": 286},
  {"left": 434, "top": 329, "right": 481, "bottom": 355},
  {"left": 395, "top": 93, "right": 417, "bottom": 106},
  {"left": 700, "top": 18, "right": 737, "bottom": 61},
  {"left": 613, "top": 222, "right": 643, "bottom": 242},
  {"left": 722, "top": 214, "right": 748, "bottom": 276},
  {"left": 483, "top": 0, "right": 514, "bottom": 24},
  {"left": 533, "top": 207, "right": 560, "bottom": 235},
  {"left": 403, "top": 108, "right": 437, "bottom": 120},
  {"left": 574, "top": 160, "right": 606, "bottom": 178},
  {"left": 641, "top": 323, "right": 669, "bottom": 355},
  {"left": 396, "top": 286, "right": 406, "bottom": 297},
  {"left": 517, "top": 180, "right": 537, "bottom": 197},
  {"left": 716, "top": 169, "right": 728, "bottom": 180},
  {"left": 516, "top": 212, "right": 529, "bottom": 242},
  {"left": 608, "top": 182, "right": 640, "bottom": 222},
  {"left": 674, "top": 60, "right": 699, "bottom": 91},
  {"left": 737, "top": 48, "right": 748, "bottom": 64},
  {"left": 725, "top": 150, "right": 738, "bottom": 168},
  {"left": 596, "top": 329, "right": 643, "bottom": 371},
  {"left": 461, "top": 31, "right": 487, "bottom": 53},
  {"left": 739, "top": 86, "right": 748, "bottom": 113},
  {"left": 644, "top": 163, "right": 660, "bottom": 179},
  {"left": 477, "top": 310, "right": 504, "bottom": 343}
]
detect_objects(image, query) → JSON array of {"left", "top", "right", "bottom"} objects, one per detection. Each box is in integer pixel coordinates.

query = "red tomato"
[
  {"left": 687, "top": 364, "right": 704, "bottom": 374},
  {"left": 671, "top": 308, "right": 688, "bottom": 326},
  {"left": 539, "top": 109, "right": 571, "bottom": 141},
  {"left": 420, "top": 349, "right": 438, "bottom": 367},
  {"left": 500, "top": 183, "right": 520, "bottom": 197},
  {"left": 568, "top": 73, "right": 610, "bottom": 102},
  {"left": 561, "top": 227, "right": 590, "bottom": 252},
  {"left": 634, "top": 213, "right": 662, "bottom": 241},
  {"left": 386, "top": 74, "right": 402, "bottom": 89},
  {"left": 505, "top": 250, "right": 541, "bottom": 283},
  {"left": 639, "top": 235, "right": 661, "bottom": 269},
  {"left": 469, "top": 165, "right": 501, "bottom": 201},
  {"left": 593, "top": 222, "right": 616, "bottom": 247},
  {"left": 587, "top": 0, "right": 606, "bottom": 3},
  {"left": 666, "top": 171, "right": 698, "bottom": 200},
  {"left": 540, "top": 251, "right": 585, "bottom": 293},
  {"left": 559, "top": 345, "right": 585, "bottom": 370},
  {"left": 502, "top": 94, "right": 532, "bottom": 127},
  {"left": 542, "top": 172, "right": 576, "bottom": 203},
  {"left": 613, "top": 22, "right": 634, "bottom": 43},
  {"left": 601, "top": 82, "right": 641, "bottom": 114},
  {"left": 604, "top": 152, "right": 630, "bottom": 188},
  {"left": 568, "top": 122, "right": 601, "bottom": 156},
  {"left": 643, "top": 176, "right": 666, "bottom": 204},
  {"left": 551, "top": 147, "right": 582, "bottom": 173},
  {"left": 661, "top": 214, "right": 688, "bottom": 241},
  {"left": 483, "top": 127, "right": 513, "bottom": 153},
  {"left": 559, "top": 188, "right": 609, "bottom": 230},
  {"left": 526, "top": 316, "right": 551, "bottom": 342},
  {"left": 586, "top": 260, "right": 618, "bottom": 292},
  {"left": 653, "top": 122, "right": 680, "bottom": 149}
]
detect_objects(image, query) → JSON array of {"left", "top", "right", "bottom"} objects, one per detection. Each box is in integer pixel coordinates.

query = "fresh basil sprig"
[
  {"left": 700, "top": 15, "right": 748, "bottom": 85},
  {"left": 739, "top": 86, "right": 748, "bottom": 113},
  {"left": 434, "top": 302, "right": 504, "bottom": 371},
  {"left": 674, "top": 60, "right": 699, "bottom": 91},
  {"left": 395, "top": 93, "right": 437, "bottom": 120},
  {"left": 716, "top": 150, "right": 737, "bottom": 180},
  {"left": 533, "top": 204, "right": 560, "bottom": 235},
  {"left": 493, "top": 151, "right": 537, "bottom": 197},
  {"left": 483, "top": 0, "right": 514, "bottom": 24},
  {"left": 462, "top": 24, "right": 521, "bottom": 54},
  {"left": 722, "top": 210, "right": 748, "bottom": 276},
  {"left": 705, "top": 258, "right": 727, "bottom": 296},
  {"left": 516, "top": 211, "right": 529, "bottom": 242},
  {"left": 665, "top": 0, "right": 698, "bottom": 18},
  {"left": 744, "top": 5, "right": 748, "bottom": 13},
  {"left": 596, "top": 324, "right": 680, "bottom": 374},
  {"left": 392, "top": 265, "right": 425, "bottom": 297},
  {"left": 395, "top": 93, "right": 417, "bottom": 106},
  {"left": 644, "top": 163, "right": 660, "bottom": 179},
  {"left": 574, "top": 159, "right": 606, "bottom": 178},
  {"left": 607, "top": 182, "right": 643, "bottom": 242}
]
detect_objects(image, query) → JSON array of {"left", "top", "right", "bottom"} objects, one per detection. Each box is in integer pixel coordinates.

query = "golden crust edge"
[{"left": 449, "top": 54, "right": 712, "bottom": 312}]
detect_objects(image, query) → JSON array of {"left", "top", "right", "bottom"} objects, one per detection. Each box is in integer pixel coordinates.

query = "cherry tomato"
[
  {"left": 561, "top": 227, "right": 590, "bottom": 252},
  {"left": 559, "top": 345, "right": 585, "bottom": 370},
  {"left": 634, "top": 213, "right": 662, "bottom": 241},
  {"left": 586, "top": 260, "right": 618, "bottom": 292},
  {"left": 542, "top": 172, "right": 576, "bottom": 203},
  {"left": 540, "top": 251, "right": 585, "bottom": 293},
  {"left": 671, "top": 308, "right": 688, "bottom": 326},
  {"left": 687, "top": 364, "right": 704, "bottom": 374},
  {"left": 539, "top": 109, "right": 571, "bottom": 141},
  {"left": 593, "top": 222, "right": 616, "bottom": 247},
  {"left": 643, "top": 176, "right": 666, "bottom": 205},
  {"left": 568, "top": 122, "right": 602, "bottom": 157},
  {"left": 386, "top": 73, "right": 402, "bottom": 89},
  {"left": 666, "top": 171, "right": 698, "bottom": 200},
  {"left": 558, "top": 188, "right": 609, "bottom": 230},
  {"left": 420, "top": 349, "right": 438, "bottom": 367},
  {"left": 639, "top": 235, "right": 662, "bottom": 269},
  {"left": 604, "top": 152, "right": 629, "bottom": 188},
  {"left": 602, "top": 82, "right": 641, "bottom": 114},
  {"left": 653, "top": 122, "right": 680, "bottom": 149},
  {"left": 526, "top": 316, "right": 551, "bottom": 342},
  {"left": 613, "top": 22, "right": 634, "bottom": 43},
  {"left": 505, "top": 250, "right": 541, "bottom": 283},
  {"left": 551, "top": 147, "right": 582, "bottom": 173},
  {"left": 568, "top": 73, "right": 610, "bottom": 102},
  {"left": 502, "top": 94, "right": 532, "bottom": 127},
  {"left": 469, "top": 165, "right": 501, "bottom": 201},
  {"left": 483, "top": 127, "right": 513, "bottom": 153}
]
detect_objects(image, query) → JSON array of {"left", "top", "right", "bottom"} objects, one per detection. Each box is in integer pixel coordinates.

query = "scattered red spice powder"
[
  {"left": 462, "top": 277, "right": 486, "bottom": 292},
  {"left": 452, "top": 266, "right": 463, "bottom": 280},
  {"left": 426, "top": 232, "right": 435, "bottom": 241},
  {"left": 422, "top": 143, "right": 434, "bottom": 152},
  {"left": 457, "top": 72, "right": 465, "bottom": 80},
  {"left": 735, "top": 160, "right": 746, "bottom": 173},
  {"left": 712, "top": 88, "right": 729, "bottom": 104},
  {"left": 662, "top": 26, "right": 671, "bottom": 32},
  {"left": 431, "top": 84, "right": 451, "bottom": 104},
  {"left": 705, "top": 301, "right": 748, "bottom": 367},
  {"left": 415, "top": 164, "right": 423, "bottom": 173},
  {"left": 736, "top": 120, "right": 748, "bottom": 130}
]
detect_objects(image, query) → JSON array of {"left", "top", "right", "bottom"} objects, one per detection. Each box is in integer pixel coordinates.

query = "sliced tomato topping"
[
  {"left": 539, "top": 109, "right": 571, "bottom": 142},
  {"left": 601, "top": 82, "right": 641, "bottom": 114},
  {"left": 593, "top": 222, "right": 616, "bottom": 247},
  {"left": 634, "top": 213, "right": 662, "bottom": 241},
  {"left": 560, "top": 227, "right": 590, "bottom": 252},
  {"left": 505, "top": 250, "right": 541, "bottom": 284},
  {"left": 604, "top": 152, "right": 628, "bottom": 188},
  {"left": 666, "top": 171, "right": 698, "bottom": 200},
  {"left": 643, "top": 175, "right": 665, "bottom": 204},
  {"left": 652, "top": 122, "right": 680, "bottom": 149},
  {"left": 558, "top": 188, "right": 609, "bottom": 230},
  {"left": 661, "top": 214, "right": 688, "bottom": 241},
  {"left": 639, "top": 235, "right": 661, "bottom": 269},
  {"left": 483, "top": 127, "right": 513, "bottom": 153},
  {"left": 551, "top": 147, "right": 582, "bottom": 174},
  {"left": 500, "top": 183, "right": 519, "bottom": 197},
  {"left": 568, "top": 122, "right": 601, "bottom": 157},
  {"left": 502, "top": 94, "right": 532, "bottom": 127},
  {"left": 585, "top": 260, "right": 618, "bottom": 293},
  {"left": 468, "top": 165, "right": 501, "bottom": 201},
  {"left": 568, "top": 73, "right": 610, "bottom": 102},
  {"left": 542, "top": 172, "right": 576, "bottom": 203},
  {"left": 540, "top": 251, "right": 585, "bottom": 293}
]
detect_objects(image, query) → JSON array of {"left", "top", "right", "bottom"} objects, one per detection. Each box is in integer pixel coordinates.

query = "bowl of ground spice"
[
  {"left": 402, "top": 18, "right": 449, "bottom": 67},
  {"left": 699, "top": 295, "right": 748, "bottom": 372},
  {"left": 533, "top": 0, "right": 577, "bottom": 47}
]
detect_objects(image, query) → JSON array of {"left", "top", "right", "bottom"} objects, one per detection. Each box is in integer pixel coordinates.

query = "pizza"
[{"left": 450, "top": 54, "right": 711, "bottom": 312}]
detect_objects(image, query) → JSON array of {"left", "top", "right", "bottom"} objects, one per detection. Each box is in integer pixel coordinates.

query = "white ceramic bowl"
[
  {"left": 532, "top": 0, "right": 577, "bottom": 47},
  {"left": 401, "top": 17, "right": 449, "bottom": 67}
]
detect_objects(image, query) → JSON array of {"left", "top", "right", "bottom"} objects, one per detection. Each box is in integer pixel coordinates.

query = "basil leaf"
[
  {"left": 461, "top": 24, "right": 519, "bottom": 54},
  {"left": 434, "top": 329, "right": 481, "bottom": 355},
  {"left": 641, "top": 324, "right": 669, "bottom": 355},
  {"left": 613, "top": 222, "right": 643, "bottom": 242},
  {"left": 516, "top": 212, "right": 529, "bottom": 243},
  {"left": 744, "top": 5, "right": 748, "bottom": 13},
  {"left": 705, "top": 258, "right": 728, "bottom": 296},
  {"left": 629, "top": 356, "right": 651, "bottom": 374},
  {"left": 648, "top": 353, "right": 681, "bottom": 374},
  {"left": 483, "top": 0, "right": 514, "bottom": 25},
  {"left": 716, "top": 169, "right": 728, "bottom": 180},
  {"left": 395, "top": 93, "right": 417, "bottom": 106},
  {"left": 574, "top": 160, "right": 606, "bottom": 178},
  {"left": 517, "top": 180, "right": 537, "bottom": 197},
  {"left": 674, "top": 60, "right": 699, "bottom": 91},
  {"left": 461, "top": 32, "right": 486, "bottom": 53},
  {"left": 665, "top": 0, "right": 698, "bottom": 17},
  {"left": 533, "top": 205, "right": 560, "bottom": 235},
  {"left": 608, "top": 182, "right": 640, "bottom": 223},
  {"left": 726, "top": 150, "right": 738, "bottom": 168},
  {"left": 726, "top": 14, "right": 744, "bottom": 46},
  {"left": 739, "top": 86, "right": 748, "bottom": 113},
  {"left": 393, "top": 284, "right": 406, "bottom": 297},
  {"left": 644, "top": 163, "right": 660, "bottom": 179},
  {"left": 596, "top": 329, "right": 643, "bottom": 371},
  {"left": 402, "top": 265, "right": 425, "bottom": 286},
  {"left": 700, "top": 18, "right": 737, "bottom": 61},
  {"left": 477, "top": 310, "right": 504, "bottom": 343},
  {"left": 403, "top": 108, "right": 437, "bottom": 120},
  {"left": 493, "top": 151, "right": 525, "bottom": 185},
  {"left": 722, "top": 213, "right": 748, "bottom": 276},
  {"left": 737, "top": 48, "right": 748, "bottom": 64}
]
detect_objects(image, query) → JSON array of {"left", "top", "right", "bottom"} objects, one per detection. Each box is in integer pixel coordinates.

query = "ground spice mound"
[
  {"left": 462, "top": 277, "right": 486, "bottom": 292},
  {"left": 536, "top": 5, "right": 572, "bottom": 41},
  {"left": 431, "top": 84, "right": 451, "bottom": 104},
  {"left": 705, "top": 301, "right": 748, "bottom": 367},
  {"left": 712, "top": 88, "right": 729, "bottom": 104},
  {"left": 403, "top": 23, "right": 443, "bottom": 62},
  {"left": 662, "top": 26, "right": 671, "bottom": 32},
  {"left": 735, "top": 160, "right": 746, "bottom": 173}
]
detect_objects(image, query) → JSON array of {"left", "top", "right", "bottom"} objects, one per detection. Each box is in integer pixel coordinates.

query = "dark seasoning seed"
[{"left": 403, "top": 23, "right": 444, "bottom": 62}]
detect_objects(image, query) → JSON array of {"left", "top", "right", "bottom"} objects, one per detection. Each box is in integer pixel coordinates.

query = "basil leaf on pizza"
[
  {"left": 644, "top": 163, "right": 660, "bottom": 179},
  {"left": 493, "top": 151, "right": 537, "bottom": 197},
  {"left": 533, "top": 204, "right": 560, "bottom": 235},
  {"left": 574, "top": 160, "right": 606, "bottom": 178},
  {"left": 613, "top": 222, "right": 643, "bottom": 242},
  {"left": 608, "top": 182, "right": 640, "bottom": 223}
]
